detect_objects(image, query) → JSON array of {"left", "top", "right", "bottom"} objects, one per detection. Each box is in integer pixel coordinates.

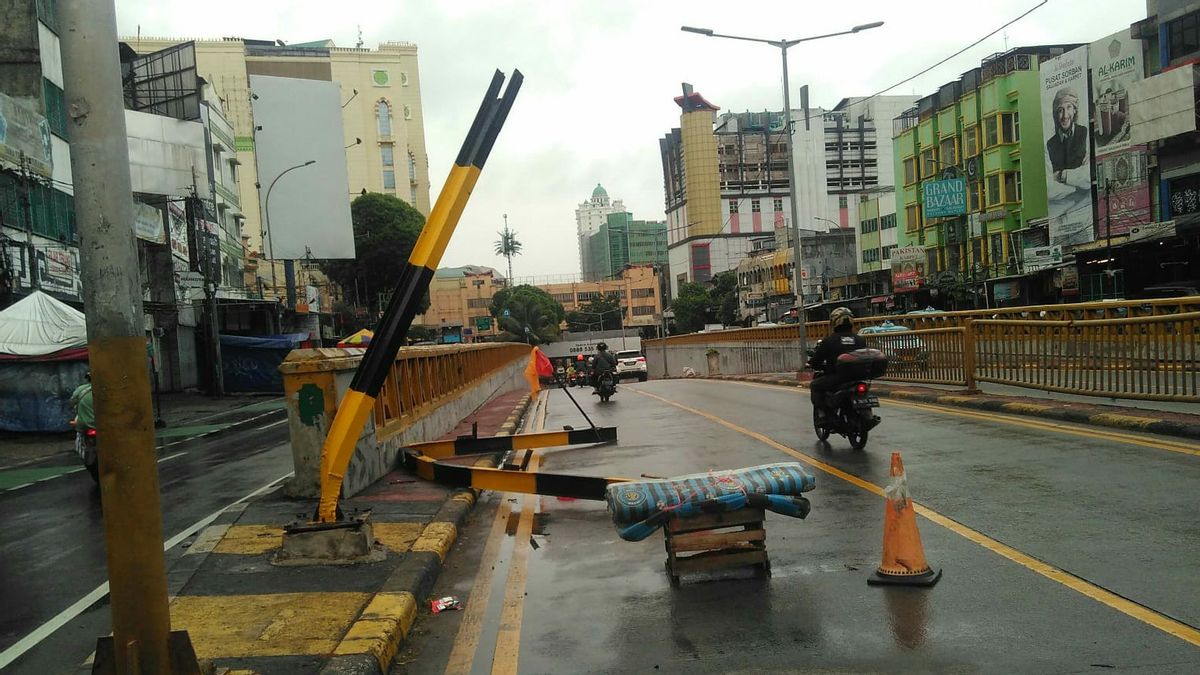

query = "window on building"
[
  {"left": 37, "top": 0, "right": 59, "bottom": 32},
  {"left": 377, "top": 101, "right": 392, "bottom": 136},
  {"left": 407, "top": 151, "right": 417, "bottom": 182},
  {"left": 2, "top": 173, "right": 76, "bottom": 242},
  {"left": 990, "top": 232, "right": 1005, "bottom": 266},
  {"left": 632, "top": 305, "right": 656, "bottom": 316},
  {"left": 1169, "top": 11, "right": 1200, "bottom": 60},
  {"left": 927, "top": 247, "right": 939, "bottom": 275},
  {"left": 631, "top": 287, "right": 654, "bottom": 298},
  {"left": 919, "top": 148, "right": 938, "bottom": 179},
  {"left": 467, "top": 297, "right": 490, "bottom": 309},
  {"left": 383, "top": 169, "right": 396, "bottom": 190},
  {"left": 773, "top": 197, "right": 783, "bottom": 212},
  {"left": 728, "top": 200, "right": 739, "bottom": 214},
  {"left": 751, "top": 199, "right": 761, "bottom": 213},
  {"left": 905, "top": 203, "right": 921, "bottom": 232},
  {"left": 380, "top": 145, "right": 394, "bottom": 167},
  {"left": 986, "top": 173, "right": 1002, "bottom": 206},
  {"left": 691, "top": 243, "right": 711, "bottom": 283},
  {"left": 939, "top": 136, "right": 958, "bottom": 168},
  {"left": 968, "top": 181, "right": 983, "bottom": 212},
  {"left": 838, "top": 195, "right": 848, "bottom": 208},
  {"left": 552, "top": 293, "right": 573, "bottom": 303},
  {"left": 984, "top": 115, "right": 998, "bottom": 147},
  {"left": 1004, "top": 171, "right": 1021, "bottom": 203},
  {"left": 577, "top": 291, "right": 600, "bottom": 302},
  {"left": 964, "top": 125, "right": 980, "bottom": 157},
  {"left": 882, "top": 244, "right": 896, "bottom": 260},
  {"left": 43, "top": 79, "right": 67, "bottom": 139},
  {"left": 903, "top": 157, "right": 917, "bottom": 185},
  {"left": 881, "top": 213, "right": 896, "bottom": 230},
  {"left": 1001, "top": 112, "right": 1020, "bottom": 144}
]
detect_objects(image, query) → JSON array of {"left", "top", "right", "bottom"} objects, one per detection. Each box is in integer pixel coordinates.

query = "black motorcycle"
[
  {"left": 594, "top": 371, "right": 617, "bottom": 403},
  {"left": 73, "top": 422, "right": 99, "bottom": 482},
  {"left": 809, "top": 348, "right": 887, "bottom": 450}
]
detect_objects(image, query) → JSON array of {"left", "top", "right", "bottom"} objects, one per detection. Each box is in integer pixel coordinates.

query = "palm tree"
[
  {"left": 494, "top": 213, "right": 522, "bottom": 282},
  {"left": 498, "top": 294, "right": 554, "bottom": 344}
]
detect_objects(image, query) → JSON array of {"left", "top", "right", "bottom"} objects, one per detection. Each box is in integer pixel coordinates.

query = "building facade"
[
  {"left": 575, "top": 184, "right": 625, "bottom": 280},
  {"left": 537, "top": 265, "right": 664, "bottom": 330},
  {"left": 414, "top": 265, "right": 506, "bottom": 342},
  {"left": 583, "top": 211, "right": 667, "bottom": 282}
]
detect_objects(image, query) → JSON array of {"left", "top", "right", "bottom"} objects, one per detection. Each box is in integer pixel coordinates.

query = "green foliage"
[
  {"left": 670, "top": 282, "right": 713, "bottom": 334},
  {"left": 490, "top": 285, "right": 565, "bottom": 344},
  {"left": 320, "top": 193, "right": 429, "bottom": 316},
  {"left": 406, "top": 325, "right": 436, "bottom": 344},
  {"left": 566, "top": 294, "right": 623, "bottom": 332},
  {"left": 494, "top": 225, "right": 522, "bottom": 279},
  {"left": 710, "top": 271, "right": 740, "bottom": 327}
]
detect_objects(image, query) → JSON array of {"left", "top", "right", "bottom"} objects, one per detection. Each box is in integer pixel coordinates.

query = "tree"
[
  {"left": 566, "top": 295, "right": 623, "bottom": 332},
  {"left": 320, "top": 193, "right": 429, "bottom": 317},
  {"left": 494, "top": 216, "right": 522, "bottom": 281},
  {"left": 670, "top": 282, "right": 713, "bottom": 334},
  {"left": 709, "top": 271, "right": 740, "bottom": 327},
  {"left": 490, "top": 285, "right": 564, "bottom": 344}
]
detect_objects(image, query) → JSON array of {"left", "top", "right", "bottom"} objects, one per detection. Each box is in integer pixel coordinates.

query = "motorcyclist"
[
  {"left": 591, "top": 342, "right": 618, "bottom": 392},
  {"left": 69, "top": 370, "right": 95, "bottom": 460},
  {"left": 807, "top": 307, "right": 866, "bottom": 421}
]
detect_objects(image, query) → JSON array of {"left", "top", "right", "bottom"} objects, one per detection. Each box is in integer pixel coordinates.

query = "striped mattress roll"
[{"left": 605, "top": 462, "right": 816, "bottom": 525}]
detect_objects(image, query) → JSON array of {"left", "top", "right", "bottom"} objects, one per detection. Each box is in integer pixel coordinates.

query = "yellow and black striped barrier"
[
  {"left": 404, "top": 426, "right": 618, "bottom": 461},
  {"left": 316, "top": 70, "right": 523, "bottom": 523},
  {"left": 403, "top": 451, "right": 629, "bottom": 501}
]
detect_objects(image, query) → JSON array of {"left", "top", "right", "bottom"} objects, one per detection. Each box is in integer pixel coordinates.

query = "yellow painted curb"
[
  {"left": 1089, "top": 413, "right": 1158, "bottom": 430},
  {"left": 937, "top": 395, "right": 977, "bottom": 405},
  {"left": 451, "top": 491, "right": 476, "bottom": 506},
  {"left": 332, "top": 591, "right": 417, "bottom": 672},
  {"left": 372, "top": 522, "right": 424, "bottom": 552},
  {"left": 170, "top": 592, "right": 369, "bottom": 658},
  {"left": 213, "top": 525, "right": 284, "bottom": 555},
  {"left": 1002, "top": 402, "right": 1054, "bottom": 415},
  {"left": 410, "top": 521, "right": 457, "bottom": 561}
]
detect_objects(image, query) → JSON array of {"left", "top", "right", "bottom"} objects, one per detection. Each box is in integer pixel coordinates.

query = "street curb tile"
[
  {"left": 1001, "top": 402, "right": 1054, "bottom": 415},
  {"left": 1088, "top": 413, "right": 1160, "bottom": 430},
  {"left": 328, "top": 592, "right": 417, "bottom": 674},
  {"left": 409, "top": 522, "right": 457, "bottom": 562}
]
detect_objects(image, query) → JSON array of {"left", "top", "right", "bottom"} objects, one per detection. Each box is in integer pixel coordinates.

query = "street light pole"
[
  {"left": 263, "top": 160, "right": 317, "bottom": 309},
  {"left": 682, "top": 21, "right": 883, "bottom": 360}
]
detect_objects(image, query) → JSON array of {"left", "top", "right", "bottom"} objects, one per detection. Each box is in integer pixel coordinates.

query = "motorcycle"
[
  {"left": 593, "top": 370, "right": 617, "bottom": 403},
  {"left": 808, "top": 348, "right": 888, "bottom": 450},
  {"left": 72, "top": 420, "right": 99, "bottom": 482}
]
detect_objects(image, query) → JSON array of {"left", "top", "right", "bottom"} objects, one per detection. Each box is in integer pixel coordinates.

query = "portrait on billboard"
[
  {"left": 1041, "top": 46, "right": 1095, "bottom": 248},
  {"left": 1091, "top": 29, "right": 1143, "bottom": 156}
]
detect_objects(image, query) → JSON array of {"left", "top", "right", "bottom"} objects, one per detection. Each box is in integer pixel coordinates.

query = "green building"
[
  {"left": 893, "top": 46, "right": 1078, "bottom": 308},
  {"left": 582, "top": 212, "right": 667, "bottom": 281}
]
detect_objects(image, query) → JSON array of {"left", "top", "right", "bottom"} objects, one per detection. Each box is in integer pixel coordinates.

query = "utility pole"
[
  {"left": 19, "top": 153, "right": 38, "bottom": 291},
  {"left": 58, "top": 2, "right": 199, "bottom": 672},
  {"left": 190, "top": 182, "right": 225, "bottom": 397},
  {"left": 1104, "top": 179, "right": 1114, "bottom": 299}
]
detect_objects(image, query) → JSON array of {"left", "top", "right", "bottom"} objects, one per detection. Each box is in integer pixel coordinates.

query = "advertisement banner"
[
  {"left": 993, "top": 280, "right": 1021, "bottom": 301},
  {"left": 167, "top": 203, "right": 190, "bottom": 262},
  {"left": 1022, "top": 245, "right": 1063, "bottom": 273},
  {"left": 1095, "top": 146, "right": 1151, "bottom": 238},
  {"left": 1090, "top": 29, "right": 1143, "bottom": 156},
  {"left": 1042, "top": 46, "right": 1095, "bottom": 247},
  {"left": 923, "top": 178, "right": 967, "bottom": 217},
  {"left": 891, "top": 246, "right": 926, "bottom": 293},
  {"left": 0, "top": 92, "right": 52, "bottom": 177},
  {"left": 132, "top": 201, "right": 166, "bottom": 244}
]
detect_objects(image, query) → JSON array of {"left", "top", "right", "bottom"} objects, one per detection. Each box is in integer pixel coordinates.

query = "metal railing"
[
  {"left": 862, "top": 327, "right": 970, "bottom": 387},
  {"left": 372, "top": 343, "right": 528, "bottom": 438}
]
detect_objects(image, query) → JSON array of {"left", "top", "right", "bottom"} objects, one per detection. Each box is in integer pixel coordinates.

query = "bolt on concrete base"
[{"left": 273, "top": 516, "right": 386, "bottom": 567}]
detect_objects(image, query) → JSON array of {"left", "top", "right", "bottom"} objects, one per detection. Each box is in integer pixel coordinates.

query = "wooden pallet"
[{"left": 664, "top": 507, "right": 769, "bottom": 585}]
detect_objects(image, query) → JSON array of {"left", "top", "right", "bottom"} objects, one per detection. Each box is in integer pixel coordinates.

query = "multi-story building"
[
  {"left": 894, "top": 46, "right": 1077, "bottom": 310},
  {"left": 124, "top": 36, "right": 431, "bottom": 294},
  {"left": 853, "top": 190, "right": 900, "bottom": 310},
  {"left": 575, "top": 184, "right": 625, "bottom": 280},
  {"left": 583, "top": 211, "right": 667, "bottom": 282},
  {"left": 735, "top": 229, "right": 857, "bottom": 322},
  {"left": 414, "top": 265, "right": 505, "bottom": 342},
  {"left": 524, "top": 265, "right": 664, "bottom": 331}
]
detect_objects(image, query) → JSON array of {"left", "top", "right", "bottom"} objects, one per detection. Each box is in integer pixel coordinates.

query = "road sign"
[{"left": 502, "top": 309, "right": 510, "bottom": 317}]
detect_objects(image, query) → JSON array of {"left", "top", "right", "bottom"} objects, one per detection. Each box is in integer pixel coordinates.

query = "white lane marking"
[
  {"left": 0, "top": 471, "right": 293, "bottom": 669},
  {"left": 254, "top": 419, "right": 288, "bottom": 431},
  {"left": 155, "top": 409, "right": 285, "bottom": 450},
  {"left": 158, "top": 451, "right": 188, "bottom": 464}
]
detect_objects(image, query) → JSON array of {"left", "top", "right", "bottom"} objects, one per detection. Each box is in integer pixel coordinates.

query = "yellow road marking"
[
  {"left": 170, "top": 592, "right": 370, "bottom": 657},
  {"left": 212, "top": 525, "right": 283, "bottom": 555},
  {"left": 723, "top": 379, "right": 1200, "bottom": 458},
  {"left": 333, "top": 591, "right": 417, "bottom": 670},
  {"left": 634, "top": 387, "right": 1200, "bottom": 648},
  {"left": 372, "top": 522, "right": 424, "bottom": 553},
  {"left": 443, "top": 499, "right": 513, "bottom": 675}
]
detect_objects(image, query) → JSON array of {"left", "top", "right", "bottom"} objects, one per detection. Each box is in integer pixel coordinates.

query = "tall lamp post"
[
  {"left": 682, "top": 21, "right": 883, "bottom": 358},
  {"left": 263, "top": 159, "right": 317, "bottom": 309},
  {"left": 814, "top": 216, "right": 840, "bottom": 230}
]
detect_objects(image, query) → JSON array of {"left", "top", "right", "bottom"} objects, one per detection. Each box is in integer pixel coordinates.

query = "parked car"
[
  {"left": 859, "top": 321, "right": 929, "bottom": 369},
  {"left": 614, "top": 349, "right": 648, "bottom": 382}
]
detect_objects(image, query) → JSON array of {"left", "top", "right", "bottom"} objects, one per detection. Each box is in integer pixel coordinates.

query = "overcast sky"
[{"left": 115, "top": 0, "right": 1146, "bottom": 279}]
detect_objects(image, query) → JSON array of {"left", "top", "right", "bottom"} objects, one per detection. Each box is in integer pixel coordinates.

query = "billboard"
[
  {"left": 1041, "top": 46, "right": 1095, "bottom": 248},
  {"left": 923, "top": 178, "right": 966, "bottom": 217},
  {"left": 891, "top": 246, "right": 926, "bottom": 293},
  {"left": 167, "top": 202, "right": 190, "bottom": 262},
  {"left": 1095, "top": 146, "right": 1151, "bottom": 238},
  {"left": 1090, "top": 29, "right": 1143, "bottom": 156},
  {"left": 0, "top": 92, "right": 52, "bottom": 177},
  {"left": 249, "top": 75, "right": 355, "bottom": 260},
  {"left": 1022, "top": 244, "right": 1063, "bottom": 273},
  {"left": 133, "top": 201, "right": 167, "bottom": 244}
]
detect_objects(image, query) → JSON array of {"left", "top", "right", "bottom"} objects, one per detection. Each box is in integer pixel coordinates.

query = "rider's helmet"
[
  {"left": 830, "top": 307, "right": 854, "bottom": 331},
  {"left": 596, "top": 342, "right": 608, "bottom": 351},
  {"left": 576, "top": 354, "right": 585, "bottom": 362}
]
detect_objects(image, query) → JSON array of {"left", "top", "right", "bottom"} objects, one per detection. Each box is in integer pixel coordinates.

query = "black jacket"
[
  {"left": 810, "top": 330, "right": 866, "bottom": 373},
  {"left": 1046, "top": 125, "right": 1088, "bottom": 172},
  {"left": 593, "top": 350, "right": 618, "bottom": 374}
]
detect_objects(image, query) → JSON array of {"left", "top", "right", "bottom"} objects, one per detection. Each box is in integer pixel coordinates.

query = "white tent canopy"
[{"left": 0, "top": 291, "right": 88, "bottom": 356}]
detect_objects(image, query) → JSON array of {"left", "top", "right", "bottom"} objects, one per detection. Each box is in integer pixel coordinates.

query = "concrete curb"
[
  {"left": 320, "top": 391, "right": 534, "bottom": 675},
  {"left": 704, "top": 374, "right": 1200, "bottom": 442}
]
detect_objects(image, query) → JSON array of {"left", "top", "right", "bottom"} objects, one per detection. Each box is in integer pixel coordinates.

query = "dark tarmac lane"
[
  {"left": 404, "top": 379, "right": 1200, "bottom": 675},
  {"left": 0, "top": 404, "right": 292, "bottom": 674}
]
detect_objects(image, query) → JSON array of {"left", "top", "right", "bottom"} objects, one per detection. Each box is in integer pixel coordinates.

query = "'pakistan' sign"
[{"left": 923, "top": 177, "right": 967, "bottom": 218}]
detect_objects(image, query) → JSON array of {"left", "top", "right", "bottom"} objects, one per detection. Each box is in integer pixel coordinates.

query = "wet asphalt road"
[
  {"left": 0, "top": 402, "right": 292, "bottom": 674},
  {"left": 406, "top": 379, "right": 1200, "bottom": 674}
]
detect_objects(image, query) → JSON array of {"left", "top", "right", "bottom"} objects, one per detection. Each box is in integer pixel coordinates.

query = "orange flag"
[{"left": 524, "top": 346, "right": 552, "bottom": 397}]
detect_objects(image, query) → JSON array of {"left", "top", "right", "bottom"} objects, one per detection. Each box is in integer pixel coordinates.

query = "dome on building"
[{"left": 591, "top": 183, "right": 608, "bottom": 200}]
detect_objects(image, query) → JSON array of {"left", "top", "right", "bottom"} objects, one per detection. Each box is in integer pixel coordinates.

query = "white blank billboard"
[{"left": 250, "top": 74, "right": 355, "bottom": 259}]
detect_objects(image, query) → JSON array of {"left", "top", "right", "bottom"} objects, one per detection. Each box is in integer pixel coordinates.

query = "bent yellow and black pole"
[{"left": 316, "top": 70, "right": 523, "bottom": 523}]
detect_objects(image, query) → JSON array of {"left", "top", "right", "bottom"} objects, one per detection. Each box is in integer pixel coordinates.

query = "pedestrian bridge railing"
[
  {"left": 647, "top": 307, "right": 1200, "bottom": 403},
  {"left": 279, "top": 343, "right": 529, "bottom": 499}
]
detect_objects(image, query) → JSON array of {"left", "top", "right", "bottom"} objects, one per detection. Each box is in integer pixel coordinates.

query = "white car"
[{"left": 614, "top": 350, "right": 648, "bottom": 382}]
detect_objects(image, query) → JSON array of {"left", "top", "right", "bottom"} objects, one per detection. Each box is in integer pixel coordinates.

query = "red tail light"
[
  {"left": 855, "top": 383, "right": 869, "bottom": 395},
  {"left": 636, "top": 357, "right": 645, "bottom": 363},
  {"left": 85, "top": 428, "right": 97, "bottom": 438}
]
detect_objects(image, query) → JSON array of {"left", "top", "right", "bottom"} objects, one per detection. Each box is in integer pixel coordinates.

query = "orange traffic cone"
[{"left": 867, "top": 452, "right": 941, "bottom": 586}]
